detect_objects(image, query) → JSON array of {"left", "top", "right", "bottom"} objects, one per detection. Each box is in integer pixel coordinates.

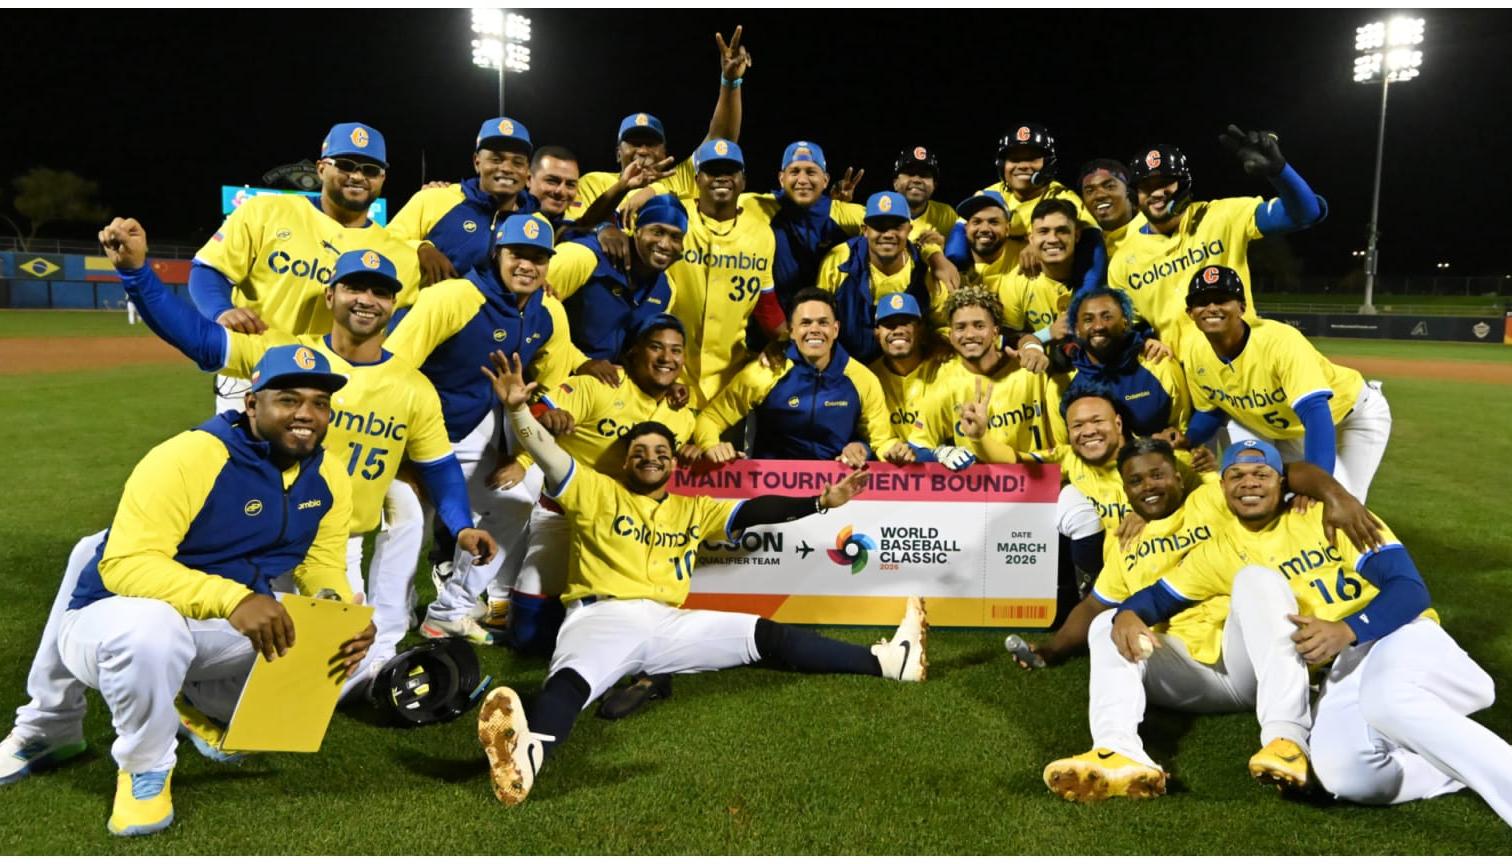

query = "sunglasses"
[{"left": 325, "top": 158, "right": 385, "bottom": 179}]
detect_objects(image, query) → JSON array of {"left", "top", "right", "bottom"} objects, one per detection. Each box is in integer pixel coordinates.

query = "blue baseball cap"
[
  {"left": 321, "top": 122, "right": 387, "bottom": 168},
  {"left": 494, "top": 213, "right": 556, "bottom": 254},
  {"left": 636, "top": 193, "right": 689, "bottom": 233},
  {"left": 476, "top": 116, "right": 532, "bottom": 154},
  {"left": 618, "top": 112, "right": 666, "bottom": 143},
  {"left": 328, "top": 249, "right": 402, "bottom": 294},
  {"left": 864, "top": 191, "right": 911, "bottom": 226},
  {"left": 633, "top": 312, "right": 686, "bottom": 341},
  {"left": 694, "top": 138, "right": 744, "bottom": 172},
  {"left": 956, "top": 189, "right": 1010, "bottom": 220},
  {"left": 1221, "top": 438, "right": 1285, "bottom": 476},
  {"left": 781, "top": 140, "right": 827, "bottom": 172},
  {"left": 250, "top": 344, "right": 347, "bottom": 394},
  {"left": 875, "top": 292, "right": 922, "bottom": 322}
]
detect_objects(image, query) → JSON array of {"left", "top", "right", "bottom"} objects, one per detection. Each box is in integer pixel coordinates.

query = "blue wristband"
[{"left": 721, "top": 76, "right": 742, "bottom": 89}]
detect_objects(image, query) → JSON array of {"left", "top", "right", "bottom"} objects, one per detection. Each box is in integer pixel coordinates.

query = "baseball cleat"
[
  {"left": 174, "top": 696, "right": 246, "bottom": 764},
  {"left": 429, "top": 561, "right": 454, "bottom": 597},
  {"left": 597, "top": 673, "right": 674, "bottom": 720},
  {"left": 420, "top": 615, "right": 495, "bottom": 646},
  {"left": 478, "top": 686, "right": 553, "bottom": 806},
  {"left": 0, "top": 730, "right": 86, "bottom": 785},
  {"left": 1044, "top": 749, "right": 1167, "bottom": 802},
  {"left": 871, "top": 596, "right": 928, "bottom": 682},
  {"left": 1249, "top": 738, "right": 1309, "bottom": 792},
  {"left": 107, "top": 768, "right": 174, "bottom": 837},
  {"left": 479, "top": 597, "right": 511, "bottom": 630}
]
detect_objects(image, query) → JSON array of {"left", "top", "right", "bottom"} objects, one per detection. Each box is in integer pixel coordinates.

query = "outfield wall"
[
  {"left": 1271, "top": 310, "right": 1512, "bottom": 345},
  {"left": 0, "top": 251, "right": 189, "bottom": 309}
]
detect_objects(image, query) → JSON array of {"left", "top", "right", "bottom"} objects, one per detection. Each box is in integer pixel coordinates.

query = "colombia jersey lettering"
[
  {"left": 927, "top": 356, "right": 1051, "bottom": 453},
  {"left": 526, "top": 375, "right": 697, "bottom": 475},
  {"left": 997, "top": 268, "right": 1072, "bottom": 333},
  {"left": 869, "top": 351, "right": 949, "bottom": 446}
]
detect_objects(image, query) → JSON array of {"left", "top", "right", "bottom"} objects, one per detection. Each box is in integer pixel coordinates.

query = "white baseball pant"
[
  {"left": 1232, "top": 381, "right": 1392, "bottom": 504},
  {"left": 1056, "top": 483, "right": 1104, "bottom": 542},
  {"left": 514, "top": 502, "right": 571, "bottom": 599},
  {"left": 1311, "top": 617, "right": 1512, "bottom": 826},
  {"left": 1087, "top": 566, "right": 1311, "bottom": 769},
  {"left": 57, "top": 597, "right": 256, "bottom": 774},
  {"left": 549, "top": 598, "right": 760, "bottom": 703},
  {"left": 9, "top": 531, "right": 106, "bottom": 744}
]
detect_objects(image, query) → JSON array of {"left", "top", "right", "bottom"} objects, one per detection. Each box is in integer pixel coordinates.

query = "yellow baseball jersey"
[
  {"left": 549, "top": 461, "right": 740, "bottom": 606},
  {"left": 1026, "top": 444, "right": 1204, "bottom": 533},
  {"left": 868, "top": 351, "right": 949, "bottom": 446},
  {"left": 977, "top": 180, "right": 1095, "bottom": 238},
  {"left": 925, "top": 356, "right": 1052, "bottom": 453},
  {"left": 1163, "top": 504, "right": 1435, "bottom": 663},
  {"left": 222, "top": 331, "right": 452, "bottom": 534},
  {"left": 525, "top": 374, "right": 697, "bottom": 475},
  {"left": 1107, "top": 197, "right": 1263, "bottom": 348},
  {"left": 1181, "top": 319, "right": 1364, "bottom": 440},
  {"left": 566, "top": 156, "right": 697, "bottom": 221},
  {"left": 909, "top": 199, "right": 960, "bottom": 242},
  {"left": 743, "top": 193, "right": 867, "bottom": 237},
  {"left": 997, "top": 267, "right": 1072, "bottom": 333},
  {"left": 195, "top": 195, "right": 420, "bottom": 335},
  {"left": 816, "top": 241, "right": 948, "bottom": 332},
  {"left": 1091, "top": 477, "right": 1232, "bottom": 663},
  {"left": 666, "top": 198, "right": 777, "bottom": 408},
  {"left": 1101, "top": 212, "right": 1148, "bottom": 258},
  {"left": 1044, "top": 356, "right": 1192, "bottom": 446}
]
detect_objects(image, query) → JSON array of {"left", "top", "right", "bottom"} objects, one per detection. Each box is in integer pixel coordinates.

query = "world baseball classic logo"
[{"left": 827, "top": 525, "right": 876, "bottom": 574}]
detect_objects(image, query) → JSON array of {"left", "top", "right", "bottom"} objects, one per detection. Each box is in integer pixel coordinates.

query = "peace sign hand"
[{"left": 716, "top": 25, "right": 753, "bottom": 80}]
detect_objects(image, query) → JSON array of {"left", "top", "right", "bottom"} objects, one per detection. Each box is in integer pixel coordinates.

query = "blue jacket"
[
  {"left": 832, "top": 235, "right": 932, "bottom": 364},
  {"left": 753, "top": 342, "right": 871, "bottom": 460},
  {"left": 770, "top": 192, "right": 850, "bottom": 306},
  {"left": 561, "top": 235, "right": 674, "bottom": 361},
  {"left": 423, "top": 179, "right": 542, "bottom": 274},
  {"left": 1065, "top": 329, "right": 1175, "bottom": 437}
]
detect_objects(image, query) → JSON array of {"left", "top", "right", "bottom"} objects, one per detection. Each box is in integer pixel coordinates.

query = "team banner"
[{"left": 671, "top": 460, "right": 1062, "bottom": 628}]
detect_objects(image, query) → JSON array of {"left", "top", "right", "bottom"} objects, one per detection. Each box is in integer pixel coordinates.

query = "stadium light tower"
[
  {"left": 471, "top": 9, "right": 531, "bottom": 116},
  {"left": 1353, "top": 16, "right": 1424, "bottom": 314}
]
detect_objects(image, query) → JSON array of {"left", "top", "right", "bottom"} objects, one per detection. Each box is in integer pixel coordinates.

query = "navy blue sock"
[
  {"left": 529, "top": 668, "right": 590, "bottom": 758},
  {"left": 507, "top": 590, "right": 565, "bottom": 656},
  {"left": 753, "top": 618, "right": 881, "bottom": 676}
]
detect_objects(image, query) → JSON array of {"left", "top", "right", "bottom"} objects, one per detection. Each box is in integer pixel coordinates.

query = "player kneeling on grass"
[
  {"left": 1, "top": 346, "right": 373, "bottom": 837},
  {"left": 473, "top": 351, "right": 927, "bottom": 806},
  {"left": 1118, "top": 440, "right": 1512, "bottom": 825}
]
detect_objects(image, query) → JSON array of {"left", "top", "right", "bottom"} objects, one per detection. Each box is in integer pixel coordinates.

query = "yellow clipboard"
[{"left": 221, "top": 596, "right": 374, "bottom": 753}]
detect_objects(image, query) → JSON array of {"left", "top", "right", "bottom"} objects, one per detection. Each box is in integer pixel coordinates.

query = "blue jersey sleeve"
[
  {"left": 1254, "top": 165, "right": 1325, "bottom": 235},
  {"left": 1074, "top": 228, "right": 1107, "bottom": 293},
  {"left": 187, "top": 261, "right": 236, "bottom": 320},
  {"left": 120, "top": 265, "right": 229, "bottom": 372},
  {"left": 1119, "top": 579, "right": 1193, "bottom": 625},
  {"left": 1185, "top": 408, "right": 1226, "bottom": 447},
  {"left": 1294, "top": 392, "right": 1337, "bottom": 473},
  {"left": 1345, "top": 545, "right": 1430, "bottom": 644},
  {"left": 413, "top": 454, "right": 474, "bottom": 539},
  {"left": 943, "top": 221, "right": 971, "bottom": 270}
]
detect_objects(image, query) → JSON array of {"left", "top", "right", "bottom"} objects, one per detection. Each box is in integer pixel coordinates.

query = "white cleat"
[
  {"left": 1, "top": 730, "right": 86, "bottom": 785},
  {"left": 420, "top": 615, "right": 496, "bottom": 646},
  {"left": 478, "top": 687, "right": 554, "bottom": 806},
  {"left": 872, "top": 597, "right": 928, "bottom": 682}
]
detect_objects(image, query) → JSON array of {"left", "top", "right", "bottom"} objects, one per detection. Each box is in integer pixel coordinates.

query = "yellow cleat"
[
  {"left": 1249, "top": 738, "right": 1310, "bottom": 792},
  {"left": 480, "top": 598, "right": 511, "bottom": 630},
  {"left": 107, "top": 769, "right": 174, "bottom": 837},
  {"left": 1044, "top": 749, "right": 1167, "bottom": 802},
  {"left": 174, "top": 696, "right": 245, "bottom": 764}
]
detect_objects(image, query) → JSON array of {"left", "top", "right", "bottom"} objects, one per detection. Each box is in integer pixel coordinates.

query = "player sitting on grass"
[
  {"left": 472, "top": 351, "right": 927, "bottom": 806},
  {"left": 1115, "top": 439, "right": 1512, "bottom": 825},
  {"left": 1042, "top": 438, "right": 1380, "bottom": 800}
]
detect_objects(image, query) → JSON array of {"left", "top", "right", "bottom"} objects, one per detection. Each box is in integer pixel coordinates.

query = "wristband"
[
  {"left": 814, "top": 492, "right": 829, "bottom": 515},
  {"left": 1020, "top": 342, "right": 1045, "bottom": 352},
  {"left": 721, "top": 76, "right": 743, "bottom": 89}
]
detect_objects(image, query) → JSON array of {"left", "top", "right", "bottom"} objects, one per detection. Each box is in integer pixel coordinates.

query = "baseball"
[{"left": 1136, "top": 634, "right": 1155, "bottom": 661}]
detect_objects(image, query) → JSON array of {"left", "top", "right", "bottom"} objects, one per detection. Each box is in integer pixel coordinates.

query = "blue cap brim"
[{"left": 253, "top": 371, "right": 348, "bottom": 394}]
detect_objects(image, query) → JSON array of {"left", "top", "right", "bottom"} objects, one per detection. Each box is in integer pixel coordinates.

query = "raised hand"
[
  {"left": 1218, "top": 123, "right": 1286, "bottom": 178},
  {"left": 958, "top": 377, "right": 995, "bottom": 440},
  {"left": 832, "top": 166, "right": 865, "bottom": 203},
  {"left": 715, "top": 25, "right": 753, "bottom": 81},
  {"left": 481, "top": 351, "right": 539, "bottom": 409},
  {"left": 819, "top": 467, "right": 871, "bottom": 509},
  {"left": 98, "top": 217, "right": 149, "bottom": 270}
]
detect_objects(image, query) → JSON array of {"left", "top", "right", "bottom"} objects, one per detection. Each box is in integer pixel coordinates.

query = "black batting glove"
[{"left": 1219, "top": 123, "right": 1286, "bottom": 178}]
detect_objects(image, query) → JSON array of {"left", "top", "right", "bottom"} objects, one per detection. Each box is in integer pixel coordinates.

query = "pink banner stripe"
[{"left": 670, "top": 460, "right": 1060, "bottom": 503}]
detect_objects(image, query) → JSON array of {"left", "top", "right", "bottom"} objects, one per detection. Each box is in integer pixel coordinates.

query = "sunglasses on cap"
[{"left": 323, "top": 157, "right": 386, "bottom": 179}]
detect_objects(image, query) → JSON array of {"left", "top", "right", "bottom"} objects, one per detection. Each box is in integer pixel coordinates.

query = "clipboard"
[{"left": 221, "top": 596, "right": 374, "bottom": 753}]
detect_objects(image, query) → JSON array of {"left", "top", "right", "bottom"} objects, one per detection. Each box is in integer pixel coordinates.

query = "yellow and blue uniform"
[
  {"left": 1158, "top": 504, "right": 1435, "bottom": 662},
  {"left": 547, "top": 237, "right": 676, "bottom": 362},
  {"left": 1181, "top": 318, "right": 1363, "bottom": 441},
  {"left": 1107, "top": 197, "right": 1264, "bottom": 347},
  {"left": 385, "top": 272, "right": 586, "bottom": 443},
  {"left": 547, "top": 460, "right": 740, "bottom": 606},
  {"left": 694, "top": 342, "right": 899, "bottom": 459},
  {"left": 926, "top": 356, "right": 1052, "bottom": 454},
  {"left": 388, "top": 179, "right": 540, "bottom": 274},
  {"left": 977, "top": 181, "right": 1096, "bottom": 238},
  {"left": 744, "top": 192, "right": 865, "bottom": 300},
  {"left": 521, "top": 375, "right": 697, "bottom": 475},
  {"left": 817, "top": 237, "right": 945, "bottom": 361},
  {"left": 566, "top": 159, "right": 697, "bottom": 223},
  {"left": 1024, "top": 444, "right": 1204, "bottom": 533},
  {"left": 666, "top": 198, "right": 776, "bottom": 409},
  {"left": 1089, "top": 478, "right": 1231, "bottom": 662},
  {"left": 1101, "top": 212, "right": 1148, "bottom": 259},
  {"left": 909, "top": 200, "right": 960, "bottom": 242},
  {"left": 869, "top": 351, "right": 949, "bottom": 447},
  {"left": 1045, "top": 346, "right": 1191, "bottom": 445},
  {"left": 997, "top": 267, "right": 1072, "bottom": 333},
  {"left": 192, "top": 195, "right": 420, "bottom": 334},
  {"left": 69, "top": 411, "right": 352, "bottom": 616}
]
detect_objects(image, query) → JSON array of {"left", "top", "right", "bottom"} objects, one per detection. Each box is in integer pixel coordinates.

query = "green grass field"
[{"left": 2, "top": 314, "right": 1510, "bottom": 853}]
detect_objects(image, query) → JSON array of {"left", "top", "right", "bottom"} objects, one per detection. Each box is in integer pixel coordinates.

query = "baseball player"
[
  {"left": 891, "top": 146, "right": 959, "bottom": 242},
  {"left": 867, "top": 294, "right": 974, "bottom": 469},
  {"left": 1179, "top": 265, "right": 1391, "bottom": 502},
  {"left": 1077, "top": 159, "right": 1146, "bottom": 256},
  {"left": 383, "top": 213, "right": 587, "bottom": 644},
  {"left": 507, "top": 314, "right": 697, "bottom": 655},
  {"left": 816, "top": 190, "right": 947, "bottom": 362},
  {"left": 996, "top": 198, "right": 1080, "bottom": 338},
  {"left": 566, "top": 26, "right": 751, "bottom": 221},
  {"left": 1114, "top": 439, "right": 1512, "bottom": 824},
  {"left": 473, "top": 351, "right": 928, "bottom": 806},
  {"left": 6, "top": 344, "right": 369, "bottom": 835},
  {"left": 525, "top": 145, "right": 582, "bottom": 227},
  {"left": 99, "top": 218, "right": 496, "bottom": 683},
  {"left": 1044, "top": 285, "right": 1190, "bottom": 446},
  {"left": 663, "top": 138, "right": 776, "bottom": 410},
  {"left": 190, "top": 122, "right": 420, "bottom": 412},
  {"left": 1108, "top": 125, "right": 1325, "bottom": 349},
  {"left": 387, "top": 116, "right": 537, "bottom": 287},
  {"left": 688, "top": 288, "right": 901, "bottom": 468}
]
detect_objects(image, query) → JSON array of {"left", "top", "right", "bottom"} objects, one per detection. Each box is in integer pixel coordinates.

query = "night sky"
[{"left": 4, "top": 9, "right": 1510, "bottom": 281}]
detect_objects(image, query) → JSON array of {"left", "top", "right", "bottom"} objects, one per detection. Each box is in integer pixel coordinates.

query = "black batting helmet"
[
  {"left": 1185, "top": 264, "right": 1246, "bottom": 308},
  {"left": 371, "top": 638, "right": 492, "bottom": 726},
  {"left": 996, "top": 123, "right": 1058, "bottom": 187},
  {"left": 893, "top": 145, "right": 940, "bottom": 179},
  {"left": 1127, "top": 146, "right": 1194, "bottom": 212}
]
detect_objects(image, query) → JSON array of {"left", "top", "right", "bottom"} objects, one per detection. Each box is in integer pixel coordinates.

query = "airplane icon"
[{"left": 796, "top": 541, "right": 814, "bottom": 559}]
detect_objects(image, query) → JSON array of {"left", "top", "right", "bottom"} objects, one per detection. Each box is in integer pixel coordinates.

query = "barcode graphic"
[{"left": 991, "top": 604, "right": 1050, "bottom": 620}]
